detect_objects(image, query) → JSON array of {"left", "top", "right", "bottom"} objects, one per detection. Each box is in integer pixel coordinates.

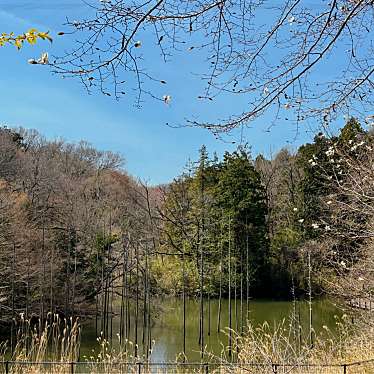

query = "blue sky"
[{"left": 0, "top": 0, "right": 331, "bottom": 184}]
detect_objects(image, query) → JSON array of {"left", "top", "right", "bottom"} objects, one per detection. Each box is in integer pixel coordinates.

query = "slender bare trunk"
[
  {"left": 50, "top": 245, "right": 54, "bottom": 314},
  {"left": 135, "top": 244, "right": 139, "bottom": 358},
  {"left": 10, "top": 242, "right": 16, "bottom": 354},
  {"left": 308, "top": 249, "right": 313, "bottom": 348},
  {"left": 217, "top": 213, "right": 223, "bottom": 333},
  {"left": 228, "top": 216, "right": 232, "bottom": 359}
]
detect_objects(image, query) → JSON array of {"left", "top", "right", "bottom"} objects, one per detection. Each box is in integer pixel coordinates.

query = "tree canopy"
[{"left": 52, "top": 0, "right": 374, "bottom": 133}]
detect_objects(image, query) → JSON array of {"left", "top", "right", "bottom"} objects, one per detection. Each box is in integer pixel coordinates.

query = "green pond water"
[{"left": 81, "top": 298, "right": 342, "bottom": 362}]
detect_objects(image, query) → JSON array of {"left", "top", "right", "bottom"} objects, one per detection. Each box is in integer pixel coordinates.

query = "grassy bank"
[{"left": 0, "top": 312, "right": 373, "bottom": 373}]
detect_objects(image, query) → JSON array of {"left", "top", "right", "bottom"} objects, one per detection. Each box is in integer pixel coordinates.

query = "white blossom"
[
  {"left": 162, "top": 95, "right": 171, "bottom": 104},
  {"left": 308, "top": 156, "right": 317, "bottom": 166},
  {"left": 298, "top": 219, "right": 304, "bottom": 223},
  {"left": 293, "top": 207, "right": 298, "bottom": 212},
  {"left": 365, "top": 115, "right": 374, "bottom": 127},
  {"left": 39, "top": 52, "right": 49, "bottom": 65},
  {"left": 28, "top": 53, "right": 49, "bottom": 65},
  {"left": 325, "top": 147, "right": 334, "bottom": 157},
  {"left": 311, "top": 223, "right": 319, "bottom": 229}
]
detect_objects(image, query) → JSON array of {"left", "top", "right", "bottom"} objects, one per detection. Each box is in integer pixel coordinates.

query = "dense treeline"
[
  {"left": 0, "top": 127, "right": 156, "bottom": 349},
  {"left": 153, "top": 146, "right": 269, "bottom": 299},
  {"left": 155, "top": 119, "right": 374, "bottom": 301},
  {"left": 0, "top": 118, "right": 373, "bottom": 335}
]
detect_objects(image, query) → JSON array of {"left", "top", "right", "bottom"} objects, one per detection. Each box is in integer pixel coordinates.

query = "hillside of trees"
[
  {"left": 155, "top": 119, "right": 373, "bottom": 301},
  {"left": 0, "top": 120, "right": 373, "bottom": 331},
  {"left": 0, "top": 127, "right": 156, "bottom": 329}
]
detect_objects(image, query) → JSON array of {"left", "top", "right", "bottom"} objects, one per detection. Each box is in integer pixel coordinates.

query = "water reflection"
[{"left": 81, "top": 298, "right": 342, "bottom": 362}]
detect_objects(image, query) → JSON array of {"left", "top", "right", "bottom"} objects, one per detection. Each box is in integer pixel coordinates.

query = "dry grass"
[
  {"left": 229, "top": 314, "right": 374, "bottom": 373},
  {"left": 0, "top": 313, "right": 80, "bottom": 373},
  {"left": 0, "top": 313, "right": 373, "bottom": 373}
]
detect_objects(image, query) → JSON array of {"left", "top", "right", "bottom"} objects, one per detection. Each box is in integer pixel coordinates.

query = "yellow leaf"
[
  {"left": 38, "top": 32, "right": 53, "bottom": 43},
  {"left": 26, "top": 35, "right": 37, "bottom": 44},
  {"left": 14, "top": 38, "right": 23, "bottom": 49},
  {"left": 0, "top": 29, "right": 52, "bottom": 48}
]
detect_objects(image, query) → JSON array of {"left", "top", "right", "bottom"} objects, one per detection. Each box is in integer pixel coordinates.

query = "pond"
[{"left": 80, "top": 298, "right": 342, "bottom": 362}]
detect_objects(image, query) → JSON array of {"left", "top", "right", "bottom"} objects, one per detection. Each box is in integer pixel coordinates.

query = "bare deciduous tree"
[
  {"left": 52, "top": 0, "right": 374, "bottom": 132},
  {"left": 312, "top": 131, "right": 374, "bottom": 311}
]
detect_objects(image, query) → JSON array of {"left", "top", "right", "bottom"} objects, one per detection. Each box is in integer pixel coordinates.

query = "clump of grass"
[
  {"left": 0, "top": 314, "right": 157, "bottom": 374},
  {"left": 0, "top": 313, "right": 80, "bottom": 374},
  {"left": 84, "top": 333, "right": 155, "bottom": 374},
  {"left": 231, "top": 314, "right": 374, "bottom": 373}
]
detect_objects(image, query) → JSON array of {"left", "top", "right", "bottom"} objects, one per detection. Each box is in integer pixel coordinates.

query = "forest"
[
  {"left": 1, "top": 0, "right": 374, "bottom": 371},
  {"left": 0, "top": 116, "right": 373, "bottom": 371},
  {"left": 0, "top": 118, "right": 372, "bottom": 321}
]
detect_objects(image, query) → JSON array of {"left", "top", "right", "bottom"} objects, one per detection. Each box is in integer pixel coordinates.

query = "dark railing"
[
  {"left": 1, "top": 359, "right": 374, "bottom": 373},
  {"left": 348, "top": 297, "right": 373, "bottom": 312}
]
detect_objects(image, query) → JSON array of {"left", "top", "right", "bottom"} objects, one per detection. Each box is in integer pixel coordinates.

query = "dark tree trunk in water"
[
  {"left": 198, "top": 157, "right": 206, "bottom": 359},
  {"left": 142, "top": 244, "right": 148, "bottom": 355},
  {"left": 50, "top": 244, "right": 55, "bottom": 315},
  {"left": 228, "top": 216, "right": 232, "bottom": 359},
  {"left": 119, "top": 240, "right": 127, "bottom": 343},
  {"left": 135, "top": 244, "right": 139, "bottom": 358},
  {"left": 182, "top": 248, "right": 186, "bottom": 360},
  {"left": 40, "top": 224, "right": 45, "bottom": 333},
  {"left": 308, "top": 249, "right": 314, "bottom": 348},
  {"left": 240, "top": 244, "right": 244, "bottom": 336},
  {"left": 10, "top": 242, "right": 16, "bottom": 354},
  {"left": 246, "top": 221, "right": 250, "bottom": 320},
  {"left": 217, "top": 213, "right": 223, "bottom": 333}
]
